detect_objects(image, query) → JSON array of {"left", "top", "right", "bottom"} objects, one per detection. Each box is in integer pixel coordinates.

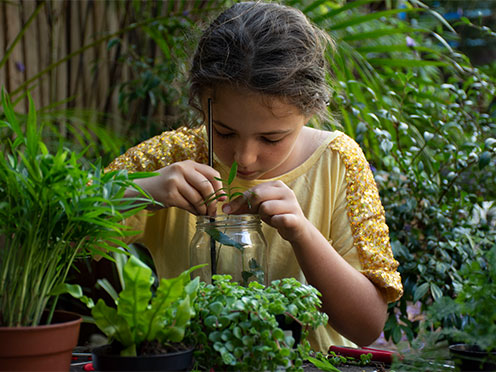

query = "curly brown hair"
[{"left": 189, "top": 1, "right": 334, "bottom": 121}]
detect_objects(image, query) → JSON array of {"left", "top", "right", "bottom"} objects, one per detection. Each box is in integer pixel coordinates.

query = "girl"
[{"left": 106, "top": 1, "right": 403, "bottom": 352}]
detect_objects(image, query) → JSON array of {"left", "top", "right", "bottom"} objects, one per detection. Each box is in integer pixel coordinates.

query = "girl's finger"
[{"left": 177, "top": 184, "right": 208, "bottom": 215}]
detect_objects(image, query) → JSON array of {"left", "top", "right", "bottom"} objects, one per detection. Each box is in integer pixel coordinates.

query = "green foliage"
[
  {"left": 428, "top": 245, "right": 496, "bottom": 352},
  {"left": 291, "top": 0, "right": 496, "bottom": 344},
  {"left": 186, "top": 275, "right": 328, "bottom": 371},
  {"left": 86, "top": 253, "right": 205, "bottom": 357},
  {"left": 390, "top": 245, "right": 496, "bottom": 370},
  {"left": 0, "top": 89, "right": 156, "bottom": 327}
]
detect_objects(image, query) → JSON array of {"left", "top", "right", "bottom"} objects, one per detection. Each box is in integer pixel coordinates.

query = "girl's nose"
[{"left": 234, "top": 141, "right": 256, "bottom": 167}]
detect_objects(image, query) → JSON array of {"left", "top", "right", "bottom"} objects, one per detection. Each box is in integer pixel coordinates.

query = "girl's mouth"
[{"left": 237, "top": 170, "right": 257, "bottom": 178}]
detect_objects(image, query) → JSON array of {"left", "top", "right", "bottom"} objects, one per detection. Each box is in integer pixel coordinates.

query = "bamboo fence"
[{"left": 0, "top": 0, "right": 218, "bottom": 137}]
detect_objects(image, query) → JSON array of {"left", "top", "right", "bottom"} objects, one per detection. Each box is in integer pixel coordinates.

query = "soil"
[{"left": 137, "top": 340, "right": 190, "bottom": 356}]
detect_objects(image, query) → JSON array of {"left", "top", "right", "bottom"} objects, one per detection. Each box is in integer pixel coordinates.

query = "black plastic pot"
[
  {"left": 92, "top": 343, "right": 194, "bottom": 371},
  {"left": 275, "top": 314, "right": 302, "bottom": 346},
  {"left": 449, "top": 344, "right": 496, "bottom": 371}
]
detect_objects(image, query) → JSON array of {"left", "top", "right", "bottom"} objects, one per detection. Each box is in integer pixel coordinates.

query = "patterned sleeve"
[
  {"left": 330, "top": 133, "right": 403, "bottom": 303},
  {"left": 105, "top": 126, "right": 208, "bottom": 173},
  {"left": 104, "top": 126, "right": 208, "bottom": 246}
]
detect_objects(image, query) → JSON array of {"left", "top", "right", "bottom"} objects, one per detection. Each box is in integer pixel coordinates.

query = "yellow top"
[{"left": 106, "top": 126, "right": 403, "bottom": 352}]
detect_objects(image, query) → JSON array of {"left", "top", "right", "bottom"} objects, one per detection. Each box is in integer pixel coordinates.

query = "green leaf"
[
  {"left": 306, "top": 356, "right": 342, "bottom": 372},
  {"left": 413, "top": 282, "right": 430, "bottom": 302},
  {"left": 117, "top": 256, "right": 153, "bottom": 341},
  {"left": 367, "top": 58, "right": 448, "bottom": 68},
  {"left": 430, "top": 283, "right": 443, "bottom": 301},
  {"left": 328, "top": 8, "right": 423, "bottom": 31},
  {"left": 228, "top": 161, "right": 238, "bottom": 185},
  {"left": 96, "top": 278, "right": 119, "bottom": 302},
  {"left": 1, "top": 88, "right": 22, "bottom": 140},
  {"left": 206, "top": 228, "right": 246, "bottom": 250},
  {"left": 479, "top": 151, "right": 492, "bottom": 170},
  {"left": 92, "top": 299, "right": 134, "bottom": 352},
  {"left": 312, "top": 0, "right": 377, "bottom": 23},
  {"left": 50, "top": 283, "right": 83, "bottom": 298},
  {"left": 26, "top": 94, "right": 39, "bottom": 159}
]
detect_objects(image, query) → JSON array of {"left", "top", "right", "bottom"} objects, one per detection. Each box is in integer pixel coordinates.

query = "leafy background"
[{"left": 1, "top": 0, "right": 495, "bottom": 354}]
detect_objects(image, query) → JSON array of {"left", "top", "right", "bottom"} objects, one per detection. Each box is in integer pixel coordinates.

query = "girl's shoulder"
[
  {"left": 106, "top": 126, "right": 207, "bottom": 172},
  {"left": 301, "top": 127, "right": 370, "bottom": 172}
]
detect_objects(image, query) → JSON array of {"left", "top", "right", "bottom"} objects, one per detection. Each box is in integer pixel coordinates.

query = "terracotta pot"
[
  {"left": 92, "top": 343, "right": 194, "bottom": 371},
  {"left": 0, "top": 311, "right": 82, "bottom": 371},
  {"left": 449, "top": 344, "right": 496, "bottom": 371}
]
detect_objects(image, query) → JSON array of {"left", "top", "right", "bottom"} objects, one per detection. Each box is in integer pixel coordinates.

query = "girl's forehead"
[{"left": 208, "top": 84, "right": 301, "bottom": 118}]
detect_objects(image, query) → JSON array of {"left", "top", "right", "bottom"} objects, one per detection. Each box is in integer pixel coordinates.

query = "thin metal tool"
[
  {"left": 207, "top": 98, "right": 213, "bottom": 168},
  {"left": 207, "top": 98, "right": 216, "bottom": 276}
]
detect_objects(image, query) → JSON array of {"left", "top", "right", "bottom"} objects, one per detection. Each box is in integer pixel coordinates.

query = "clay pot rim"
[{"left": 0, "top": 311, "right": 82, "bottom": 332}]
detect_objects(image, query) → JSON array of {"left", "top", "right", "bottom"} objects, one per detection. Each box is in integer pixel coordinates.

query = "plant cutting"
[
  {"left": 80, "top": 252, "right": 204, "bottom": 371},
  {"left": 191, "top": 161, "right": 267, "bottom": 285},
  {"left": 0, "top": 89, "right": 155, "bottom": 370},
  {"left": 185, "top": 274, "right": 328, "bottom": 371}
]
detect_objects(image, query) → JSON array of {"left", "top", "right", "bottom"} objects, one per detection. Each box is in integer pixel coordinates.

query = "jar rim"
[{"left": 195, "top": 214, "right": 261, "bottom": 227}]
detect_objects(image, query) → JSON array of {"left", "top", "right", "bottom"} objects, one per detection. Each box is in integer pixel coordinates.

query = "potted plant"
[
  {"left": 80, "top": 252, "right": 204, "bottom": 371},
  {"left": 427, "top": 245, "right": 496, "bottom": 371},
  {"left": 0, "top": 89, "right": 154, "bottom": 371},
  {"left": 185, "top": 274, "right": 328, "bottom": 371}
]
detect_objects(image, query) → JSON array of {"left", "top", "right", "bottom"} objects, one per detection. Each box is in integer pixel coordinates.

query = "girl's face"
[{"left": 204, "top": 85, "right": 309, "bottom": 180}]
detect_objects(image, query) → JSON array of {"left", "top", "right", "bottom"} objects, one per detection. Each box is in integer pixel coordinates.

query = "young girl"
[{"left": 106, "top": 1, "right": 403, "bottom": 352}]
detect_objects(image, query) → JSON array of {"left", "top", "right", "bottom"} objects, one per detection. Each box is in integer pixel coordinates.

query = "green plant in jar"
[{"left": 191, "top": 161, "right": 267, "bottom": 286}]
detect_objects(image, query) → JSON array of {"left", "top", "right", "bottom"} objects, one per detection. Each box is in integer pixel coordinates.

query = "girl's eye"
[{"left": 261, "top": 137, "right": 282, "bottom": 145}]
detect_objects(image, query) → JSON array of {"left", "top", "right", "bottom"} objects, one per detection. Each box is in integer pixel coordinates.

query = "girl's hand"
[
  {"left": 129, "top": 160, "right": 225, "bottom": 216},
  {"left": 222, "top": 180, "right": 311, "bottom": 242}
]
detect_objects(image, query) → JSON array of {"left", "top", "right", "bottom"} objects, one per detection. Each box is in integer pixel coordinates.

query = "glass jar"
[{"left": 189, "top": 214, "right": 267, "bottom": 285}]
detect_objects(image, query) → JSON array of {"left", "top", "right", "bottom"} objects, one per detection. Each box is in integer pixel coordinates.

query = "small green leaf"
[
  {"left": 479, "top": 151, "right": 492, "bottom": 170},
  {"left": 413, "top": 282, "right": 429, "bottom": 302},
  {"left": 209, "top": 301, "right": 224, "bottom": 315},
  {"left": 430, "top": 283, "right": 443, "bottom": 301},
  {"left": 206, "top": 228, "right": 245, "bottom": 250},
  {"left": 228, "top": 161, "right": 238, "bottom": 185},
  {"left": 50, "top": 283, "right": 82, "bottom": 298}
]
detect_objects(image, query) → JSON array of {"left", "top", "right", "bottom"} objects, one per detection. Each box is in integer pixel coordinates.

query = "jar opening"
[{"left": 196, "top": 214, "right": 261, "bottom": 228}]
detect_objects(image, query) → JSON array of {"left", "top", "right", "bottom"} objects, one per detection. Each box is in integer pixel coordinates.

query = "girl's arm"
[
  {"left": 289, "top": 219, "right": 388, "bottom": 346},
  {"left": 223, "top": 180, "right": 388, "bottom": 346}
]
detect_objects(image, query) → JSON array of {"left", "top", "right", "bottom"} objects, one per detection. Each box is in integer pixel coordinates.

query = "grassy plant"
[{"left": 0, "top": 89, "right": 157, "bottom": 327}]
